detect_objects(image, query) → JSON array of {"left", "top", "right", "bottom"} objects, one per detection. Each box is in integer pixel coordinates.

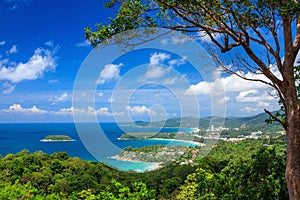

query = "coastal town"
[{"left": 113, "top": 122, "right": 285, "bottom": 169}]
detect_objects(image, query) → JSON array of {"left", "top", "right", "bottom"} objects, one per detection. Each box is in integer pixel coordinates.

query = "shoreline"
[
  {"left": 148, "top": 138, "right": 204, "bottom": 146},
  {"left": 40, "top": 139, "right": 75, "bottom": 142},
  {"left": 109, "top": 155, "right": 163, "bottom": 171}
]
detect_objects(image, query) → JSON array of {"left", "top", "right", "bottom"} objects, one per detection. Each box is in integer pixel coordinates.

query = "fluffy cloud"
[
  {"left": 216, "top": 96, "right": 230, "bottom": 104},
  {"left": 168, "top": 57, "right": 187, "bottom": 67},
  {"left": 6, "top": 45, "right": 18, "bottom": 55},
  {"left": 236, "top": 89, "right": 274, "bottom": 103},
  {"left": 96, "top": 63, "right": 123, "bottom": 84},
  {"left": 0, "top": 48, "right": 56, "bottom": 83},
  {"left": 144, "top": 53, "right": 171, "bottom": 79},
  {"left": 126, "top": 105, "right": 156, "bottom": 116},
  {"left": 0, "top": 41, "right": 5, "bottom": 46},
  {"left": 4, "top": 104, "right": 47, "bottom": 114},
  {"left": 185, "top": 71, "right": 269, "bottom": 95},
  {"left": 2, "top": 82, "right": 15, "bottom": 94},
  {"left": 53, "top": 106, "right": 114, "bottom": 116},
  {"left": 163, "top": 77, "right": 179, "bottom": 85},
  {"left": 126, "top": 105, "right": 150, "bottom": 114},
  {"left": 149, "top": 52, "right": 170, "bottom": 66},
  {"left": 51, "top": 92, "right": 70, "bottom": 104},
  {"left": 145, "top": 65, "right": 170, "bottom": 79},
  {"left": 242, "top": 106, "right": 258, "bottom": 113}
]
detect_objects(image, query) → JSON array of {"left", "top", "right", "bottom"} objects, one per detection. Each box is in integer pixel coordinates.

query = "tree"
[{"left": 85, "top": 1, "right": 300, "bottom": 198}]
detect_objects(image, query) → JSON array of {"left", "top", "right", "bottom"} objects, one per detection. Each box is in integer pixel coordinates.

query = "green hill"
[{"left": 132, "top": 112, "right": 283, "bottom": 132}]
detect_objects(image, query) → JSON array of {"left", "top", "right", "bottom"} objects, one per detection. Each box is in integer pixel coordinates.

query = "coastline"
[
  {"left": 109, "top": 155, "right": 163, "bottom": 172},
  {"left": 143, "top": 138, "right": 205, "bottom": 146},
  {"left": 40, "top": 139, "right": 75, "bottom": 142}
]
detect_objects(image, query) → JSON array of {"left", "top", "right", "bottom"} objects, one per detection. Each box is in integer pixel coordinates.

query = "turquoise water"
[{"left": 0, "top": 123, "right": 197, "bottom": 172}]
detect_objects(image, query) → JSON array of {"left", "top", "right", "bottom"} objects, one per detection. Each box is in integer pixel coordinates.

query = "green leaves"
[{"left": 176, "top": 144, "right": 287, "bottom": 199}]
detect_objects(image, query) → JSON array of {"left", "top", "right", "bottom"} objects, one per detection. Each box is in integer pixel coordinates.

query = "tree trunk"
[{"left": 285, "top": 99, "right": 300, "bottom": 199}]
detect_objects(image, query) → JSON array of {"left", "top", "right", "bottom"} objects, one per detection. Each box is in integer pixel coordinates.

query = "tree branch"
[{"left": 264, "top": 109, "right": 287, "bottom": 129}]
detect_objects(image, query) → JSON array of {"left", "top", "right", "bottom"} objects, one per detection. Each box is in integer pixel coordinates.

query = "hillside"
[{"left": 131, "top": 112, "right": 283, "bottom": 132}]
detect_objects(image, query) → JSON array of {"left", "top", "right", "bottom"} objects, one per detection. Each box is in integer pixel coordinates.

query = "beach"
[{"left": 148, "top": 138, "right": 205, "bottom": 146}]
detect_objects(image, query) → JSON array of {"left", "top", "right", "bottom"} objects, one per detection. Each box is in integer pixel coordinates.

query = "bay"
[{"left": 0, "top": 123, "right": 196, "bottom": 172}]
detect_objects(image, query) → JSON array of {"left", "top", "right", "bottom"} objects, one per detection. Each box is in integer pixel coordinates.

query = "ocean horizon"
[{"left": 0, "top": 123, "right": 198, "bottom": 172}]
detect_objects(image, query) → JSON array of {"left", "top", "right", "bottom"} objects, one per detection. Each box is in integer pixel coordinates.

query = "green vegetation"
[
  {"left": 86, "top": 0, "right": 300, "bottom": 197},
  {"left": 41, "top": 135, "right": 74, "bottom": 142},
  {"left": 117, "top": 145, "right": 201, "bottom": 164},
  {"left": 0, "top": 138, "right": 288, "bottom": 199},
  {"left": 120, "top": 132, "right": 204, "bottom": 143},
  {"left": 126, "top": 112, "right": 284, "bottom": 132}
]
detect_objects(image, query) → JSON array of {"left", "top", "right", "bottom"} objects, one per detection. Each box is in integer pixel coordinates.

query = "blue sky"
[{"left": 0, "top": 0, "right": 280, "bottom": 122}]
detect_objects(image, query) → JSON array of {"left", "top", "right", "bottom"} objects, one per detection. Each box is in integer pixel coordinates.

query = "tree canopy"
[{"left": 85, "top": 1, "right": 300, "bottom": 198}]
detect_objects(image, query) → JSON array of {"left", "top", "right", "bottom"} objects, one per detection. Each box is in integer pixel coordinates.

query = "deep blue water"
[{"left": 0, "top": 123, "right": 195, "bottom": 171}]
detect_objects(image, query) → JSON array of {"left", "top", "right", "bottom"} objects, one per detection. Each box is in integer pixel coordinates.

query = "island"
[{"left": 40, "top": 135, "right": 75, "bottom": 142}]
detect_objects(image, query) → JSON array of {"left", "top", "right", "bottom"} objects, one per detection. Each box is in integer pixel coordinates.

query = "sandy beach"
[
  {"left": 110, "top": 155, "right": 163, "bottom": 171},
  {"left": 148, "top": 138, "right": 205, "bottom": 146}
]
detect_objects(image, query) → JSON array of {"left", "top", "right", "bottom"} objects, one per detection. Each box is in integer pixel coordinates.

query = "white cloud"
[
  {"left": 149, "top": 52, "right": 170, "bottom": 66},
  {"left": 98, "top": 92, "right": 104, "bottom": 97},
  {"left": 45, "top": 40, "right": 54, "bottom": 47},
  {"left": 216, "top": 96, "right": 230, "bottom": 104},
  {"left": 4, "top": 104, "right": 47, "bottom": 114},
  {"left": 53, "top": 106, "right": 113, "bottom": 116},
  {"left": 185, "top": 71, "right": 268, "bottom": 95},
  {"left": 0, "top": 41, "right": 5, "bottom": 46},
  {"left": 257, "top": 101, "right": 270, "bottom": 107},
  {"left": 6, "top": 45, "right": 18, "bottom": 55},
  {"left": 242, "top": 106, "right": 258, "bottom": 113},
  {"left": 294, "top": 51, "right": 300, "bottom": 66},
  {"left": 96, "top": 107, "right": 112, "bottom": 116},
  {"left": 75, "top": 40, "right": 90, "bottom": 47},
  {"left": 236, "top": 89, "right": 274, "bottom": 102},
  {"left": 0, "top": 48, "right": 56, "bottom": 83},
  {"left": 126, "top": 105, "right": 156, "bottom": 116},
  {"left": 51, "top": 92, "right": 70, "bottom": 104},
  {"left": 53, "top": 106, "right": 81, "bottom": 116},
  {"left": 96, "top": 63, "right": 123, "bottom": 84},
  {"left": 163, "top": 77, "right": 179, "bottom": 85},
  {"left": 197, "top": 31, "right": 222, "bottom": 43},
  {"left": 0, "top": 59, "right": 9, "bottom": 67},
  {"left": 2, "top": 82, "right": 15, "bottom": 94},
  {"left": 126, "top": 105, "right": 149, "bottom": 114},
  {"left": 145, "top": 65, "right": 170, "bottom": 79},
  {"left": 168, "top": 57, "right": 187, "bottom": 67},
  {"left": 143, "top": 53, "right": 172, "bottom": 79},
  {"left": 108, "top": 97, "right": 114, "bottom": 102}
]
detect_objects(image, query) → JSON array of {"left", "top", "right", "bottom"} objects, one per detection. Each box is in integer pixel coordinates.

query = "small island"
[{"left": 40, "top": 135, "right": 75, "bottom": 142}]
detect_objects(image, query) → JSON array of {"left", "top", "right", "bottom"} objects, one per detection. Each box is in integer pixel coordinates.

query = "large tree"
[{"left": 85, "top": 0, "right": 300, "bottom": 199}]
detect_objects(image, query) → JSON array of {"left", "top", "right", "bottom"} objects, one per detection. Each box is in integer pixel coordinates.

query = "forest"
[{"left": 0, "top": 138, "right": 287, "bottom": 199}]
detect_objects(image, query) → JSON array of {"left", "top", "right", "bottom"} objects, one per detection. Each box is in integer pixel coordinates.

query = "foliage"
[
  {"left": 42, "top": 135, "right": 74, "bottom": 141},
  {"left": 177, "top": 145, "right": 288, "bottom": 199},
  {"left": 0, "top": 150, "right": 196, "bottom": 199},
  {"left": 0, "top": 138, "right": 288, "bottom": 199}
]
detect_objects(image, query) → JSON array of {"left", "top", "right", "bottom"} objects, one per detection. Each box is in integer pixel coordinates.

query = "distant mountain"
[{"left": 132, "top": 112, "right": 283, "bottom": 131}]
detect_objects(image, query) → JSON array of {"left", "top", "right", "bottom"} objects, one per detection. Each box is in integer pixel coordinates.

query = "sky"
[{"left": 0, "top": 0, "right": 281, "bottom": 123}]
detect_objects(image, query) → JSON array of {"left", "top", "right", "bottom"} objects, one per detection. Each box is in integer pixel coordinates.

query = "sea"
[{"left": 0, "top": 123, "right": 198, "bottom": 172}]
